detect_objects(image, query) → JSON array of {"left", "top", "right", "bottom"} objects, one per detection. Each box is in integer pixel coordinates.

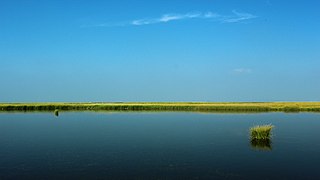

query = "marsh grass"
[
  {"left": 0, "top": 102, "right": 320, "bottom": 112},
  {"left": 250, "top": 124, "right": 274, "bottom": 140},
  {"left": 250, "top": 125, "right": 274, "bottom": 151},
  {"left": 283, "top": 105, "right": 300, "bottom": 112}
]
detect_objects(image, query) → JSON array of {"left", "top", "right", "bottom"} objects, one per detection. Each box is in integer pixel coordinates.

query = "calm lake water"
[{"left": 0, "top": 112, "right": 319, "bottom": 179}]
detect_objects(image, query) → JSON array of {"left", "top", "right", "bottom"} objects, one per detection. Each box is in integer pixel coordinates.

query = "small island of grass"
[
  {"left": 250, "top": 124, "right": 274, "bottom": 151},
  {"left": 250, "top": 124, "right": 274, "bottom": 140}
]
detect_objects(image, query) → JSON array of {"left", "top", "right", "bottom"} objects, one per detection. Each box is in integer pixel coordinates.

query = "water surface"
[{"left": 0, "top": 112, "right": 319, "bottom": 179}]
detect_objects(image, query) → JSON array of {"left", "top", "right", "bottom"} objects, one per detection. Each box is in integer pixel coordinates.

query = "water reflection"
[
  {"left": 250, "top": 139, "right": 272, "bottom": 151},
  {"left": 1, "top": 113, "right": 320, "bottom": 179}
]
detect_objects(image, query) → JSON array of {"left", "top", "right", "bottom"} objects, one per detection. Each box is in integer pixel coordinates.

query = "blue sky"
[{"left": 0, "top": 0, "right": 319, "bottom": 102}]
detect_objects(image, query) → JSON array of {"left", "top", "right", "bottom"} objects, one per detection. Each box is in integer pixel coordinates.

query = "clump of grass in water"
[
  {"left": 250, "top": 124, "right": 274, "bottom": 140},
  {"left": 250, "top": 125, "right": 274, "bottom": 151}
]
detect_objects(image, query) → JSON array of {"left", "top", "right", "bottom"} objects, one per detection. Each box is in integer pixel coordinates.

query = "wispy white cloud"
[
  {"left": 159, "top": 14, "right": 183, "bottom": 22},
  {"left": 131, "top": 19, "right": 155, "bottom": 26},
  {"left": 85, "top": 10, "right": 257, "bottom": 27},
  {"left": 131, "top": 12, "right": 202, "bottom": 25},
  {"left": 130, "top": 11, "right": 256, "bottom": 26},
  {"left": 204, "top": 12, "right": 221, "bottom": 18},
  {"left": 233, "top": 68, "right": 252, "bottom": 74},
  {"left": 223, "top": 11, "right": 258, "bottom": 23}
]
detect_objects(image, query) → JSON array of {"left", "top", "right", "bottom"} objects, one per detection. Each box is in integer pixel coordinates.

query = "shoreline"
[{"left": 1, "top": 102, "right": 320, "bottom": 112}]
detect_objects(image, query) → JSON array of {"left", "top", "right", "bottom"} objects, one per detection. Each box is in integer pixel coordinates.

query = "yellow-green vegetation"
[
  {"left": 0, "top": 102, "right": 320, "bottom": 112},
  {"left": 250, "top": 124, "right": 274, "bottom": 151},
  {"left": 250, "top": 124, "right": 274, "bottom": 140}
]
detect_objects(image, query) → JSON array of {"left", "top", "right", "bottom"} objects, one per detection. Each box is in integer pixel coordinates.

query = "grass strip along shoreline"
[{"left": 0, "top": 102, "right": 320, "bottom": 113}]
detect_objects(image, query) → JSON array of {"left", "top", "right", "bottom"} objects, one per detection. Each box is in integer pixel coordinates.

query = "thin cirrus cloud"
[
  {"left": 131, "top": 10, "right": 256, "bottom": 26},
  {"left": 132, "top": 12, "right": 203, "bottom": 25},
  {"left": 223, "top": 11, "right": 257, "bottom": 23},
  {"left": 88, "top": 10, "right": 257, "bottom": 27}
]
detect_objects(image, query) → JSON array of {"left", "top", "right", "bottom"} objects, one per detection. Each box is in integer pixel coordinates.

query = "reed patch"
[
  {"left": 0, "top": 102, "right": 320, "bottom": 112},
  {"left": 250, "top": 124, "right": 274, "bottom": 140}
]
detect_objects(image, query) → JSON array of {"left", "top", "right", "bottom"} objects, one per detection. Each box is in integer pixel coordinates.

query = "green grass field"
[{"left": 0, "top": 102, "right": 320, "bottom": 112}]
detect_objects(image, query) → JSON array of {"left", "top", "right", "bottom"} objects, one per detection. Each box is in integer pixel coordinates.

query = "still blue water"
[{"left": 0, "top": 112, "right": 319, "bottom": 179}]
